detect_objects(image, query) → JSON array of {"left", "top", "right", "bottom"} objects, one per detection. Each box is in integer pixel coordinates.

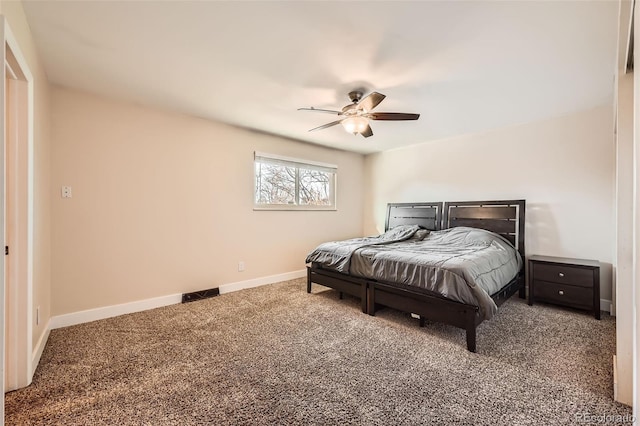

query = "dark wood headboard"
[
  {"left": 384, "top": 199, "right": 526, "bottom": 260},
  {"left": 385, "top": 202, "right": 443, "bottom": 231},
  {"left": 443, "top": 200, "right": 526, "bottom": 260}
]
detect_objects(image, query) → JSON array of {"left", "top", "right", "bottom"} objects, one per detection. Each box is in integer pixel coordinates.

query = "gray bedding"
[
  {"left": 306, "top": 226, "right": 522, "bottom": 320},
  {"left": 304, "top": 225, "right": 423, "bottom": 273}
]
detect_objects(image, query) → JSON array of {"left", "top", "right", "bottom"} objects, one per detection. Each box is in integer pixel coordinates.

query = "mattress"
[{"left": 306, "top": 226, "right": 522, "bottom": 320}]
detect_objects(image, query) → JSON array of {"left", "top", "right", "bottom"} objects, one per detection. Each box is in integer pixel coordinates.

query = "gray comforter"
[
  {"left": 304, "top": 225, "right": 422, "bottom": 273},
  {"left": 306, "top": 226, "right": 522, "bottom": 320}
]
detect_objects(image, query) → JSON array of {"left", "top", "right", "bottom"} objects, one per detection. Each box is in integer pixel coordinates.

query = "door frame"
[{"left": 1, "top": 14, "right": 34, "bottom": 403}]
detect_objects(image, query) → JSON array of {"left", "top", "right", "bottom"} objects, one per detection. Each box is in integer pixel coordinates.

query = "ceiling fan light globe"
[{"left": 342, "top": 116, "right": 369, "bottom": 134}]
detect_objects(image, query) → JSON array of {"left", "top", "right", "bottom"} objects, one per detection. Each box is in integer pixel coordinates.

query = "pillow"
[
  {"left": 380, "top": 225, "right": 420, "bottom": 241},
  {"left": 408, "top": 228, "right": 430, "bottom": 241}
]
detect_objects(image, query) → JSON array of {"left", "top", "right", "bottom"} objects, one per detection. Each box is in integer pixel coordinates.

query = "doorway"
[
  {"left": 1, "top": 16, "right": 35, "bottom": 412},
  {"left": 4, "top": 47, "right": 29, "bottom": 393}
]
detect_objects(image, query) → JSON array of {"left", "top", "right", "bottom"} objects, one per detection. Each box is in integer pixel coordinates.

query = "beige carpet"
[{"left": 5, "top": 278, "right": 632, "bottom": 425}]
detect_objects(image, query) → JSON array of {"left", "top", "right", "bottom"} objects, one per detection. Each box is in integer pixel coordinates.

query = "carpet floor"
[{"left": 5, "top": 278, "right": 633, "bottom": 425}]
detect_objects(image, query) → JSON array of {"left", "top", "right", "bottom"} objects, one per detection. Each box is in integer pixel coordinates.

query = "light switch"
[{"left": 61, "top": 186, "right": 72, "bottom": 198}]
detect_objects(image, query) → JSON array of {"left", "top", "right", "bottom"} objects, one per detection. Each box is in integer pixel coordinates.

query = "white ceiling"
[{"left": 22, "top": 1, "right": 618, "bottom": 154}]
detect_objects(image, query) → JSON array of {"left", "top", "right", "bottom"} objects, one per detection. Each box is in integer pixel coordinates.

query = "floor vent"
[{"left": 182, "top": 288, "right": 220, "bottom": 303}]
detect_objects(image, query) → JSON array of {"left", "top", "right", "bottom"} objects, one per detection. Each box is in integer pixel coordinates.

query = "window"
[{"left": 254, "top": 152, "right": 337, "bottom": 210}]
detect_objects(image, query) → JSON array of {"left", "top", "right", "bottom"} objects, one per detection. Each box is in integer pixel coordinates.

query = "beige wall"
[
  {"left": 51, "top": 87, "right": 364, "bottom": 315},
  {"left": 0, "top": 1, "right": 52, "bottom": 354},
  {"left": 364, "top": 105, "right": 616, "bottom": 302}
]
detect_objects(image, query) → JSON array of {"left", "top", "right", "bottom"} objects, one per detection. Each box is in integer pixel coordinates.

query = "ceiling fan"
[{"left": 298, "top": 90, "right": 420, "bottom": 138}]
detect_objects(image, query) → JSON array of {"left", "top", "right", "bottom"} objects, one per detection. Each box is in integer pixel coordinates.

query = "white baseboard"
[
  {"left": 46, "top": 274, "right": 610, "bottom": 330},
  {"left": 218, "top": 269, "right": 306, "bottom": 294},
  {"left": 49, "top": 269, "right": 307, "bottom": 330},
  {"left": 32, "top": 322, "right": 50, "bottom": 374},
  {"left": 50, "top": 293, "right": 182, "bottom": 330}
]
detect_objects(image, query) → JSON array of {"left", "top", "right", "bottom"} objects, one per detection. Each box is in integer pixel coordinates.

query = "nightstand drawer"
[
  {"left": 532, "top": 263, "right": 593, "bottom": 287},
  {"left": 528, "top": 255, "right": 600, "bottom": 319},
  {"left": 533, "top": 280, "right": 593, "bottom": 307}
]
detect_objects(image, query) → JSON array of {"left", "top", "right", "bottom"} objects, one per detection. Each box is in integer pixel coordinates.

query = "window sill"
[{"left": 253, "top": 205, "right": 337, "bottom": 211}]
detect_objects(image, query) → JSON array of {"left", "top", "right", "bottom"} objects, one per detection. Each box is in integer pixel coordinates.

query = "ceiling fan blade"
[
  {"left": 360, "top": 125, "right": 373, "bottom": 138},
  {"left": 308, "top": 119, "right": 344, "bottom": 132},
  {"left": 358, "top": 92, "right": 386, "bottom": 111},
  {"left": 298, "top": 107, "right": 343, "bottom": 115},
  {"left": 367, "top": 112, "right": 420, "bottom": 121}
]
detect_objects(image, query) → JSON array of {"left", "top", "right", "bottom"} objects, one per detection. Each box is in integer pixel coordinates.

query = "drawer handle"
[
  {"left": 558, "top": 272, "right": 565, "bottom": 277},
  {"left": 558, "top": 290, "right": 564, "bottom": 295}
]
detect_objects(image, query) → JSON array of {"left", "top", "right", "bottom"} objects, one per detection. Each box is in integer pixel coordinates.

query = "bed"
[{"left": 306, "top": 199, "right": 526, "bottom": 352}]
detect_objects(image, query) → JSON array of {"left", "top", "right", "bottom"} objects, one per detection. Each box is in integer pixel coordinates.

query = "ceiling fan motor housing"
[{"left": 348, "top": 90, "right": 364, "bottom": 103}]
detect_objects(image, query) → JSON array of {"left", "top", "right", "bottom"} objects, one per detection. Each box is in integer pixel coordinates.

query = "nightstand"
[{"left": 528, "top": 255, "right": 600, "bottom": 319}]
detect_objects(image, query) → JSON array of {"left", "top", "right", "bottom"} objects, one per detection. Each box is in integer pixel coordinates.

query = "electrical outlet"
[
  {"left": 238, "top": 261, "right": 245, "bottom": 272},
  {"left": 61, "top": 186, "right": 72, "bottom": 198}
]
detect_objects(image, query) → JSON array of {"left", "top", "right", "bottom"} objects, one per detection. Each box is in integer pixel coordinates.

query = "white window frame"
[{"left": 254, "top": 152, "right": 337, "bottom": 211}]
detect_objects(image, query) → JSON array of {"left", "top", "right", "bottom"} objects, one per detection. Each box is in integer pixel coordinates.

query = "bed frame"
[{"left": 307, "top": 199, "right": 526, "bottom": 352}]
